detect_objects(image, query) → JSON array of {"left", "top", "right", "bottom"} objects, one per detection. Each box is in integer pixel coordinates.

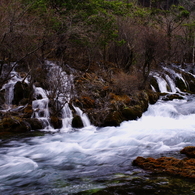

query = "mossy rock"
[
  {"left": 23, "top": 104, "right": 33, "bottom": 118},
  {"left": 50, "top": 116, "right": 62, "bottom": 129},
  {"left": 72, "top": 96, "right": 95, "bottom": 109},
  {"left": 175, "top": 77, "right": 187, "bottom": 92},
  {"left": 180, "top": 146, "right": 195, "bottom": 158},
  {"left": 103, "top": 111, "right": 122, "bottom": 126},
  {"left": 72, "top": 115, "right": 84, "bottom": 128},
  {"left": 162, "top": 93, "right": 184, "bottom": 101},
  {"left": 150, "top": 77, "right": 160, "bottom": 92},
  {"left": 147, "top": 90, "right": 159, "bottom": 104},
  {"left": 179, "top": 72, "right": 195, "bottom": 93},
  {"left": 12, "top": 81, "right": 31, "bottom": 105},
  {"left": 109, "top": 93, "right": 131, "bottom": 105},
  {"left": 0, "top": 116, "right": 30, "bottom": 133},
  {"left": 122, "top": 105, "right": 142, "bottom": 121},
  {"left": 24, "top": 118, "right": 43, "bottom": 130}
]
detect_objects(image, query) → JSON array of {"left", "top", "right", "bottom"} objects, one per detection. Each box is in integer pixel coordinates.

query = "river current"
[
  {"left": 1, "top": 63, "right": 195, "bottom": 194},
  {"left": 1, "top": 94, "right": 195, "bottom": 194}
]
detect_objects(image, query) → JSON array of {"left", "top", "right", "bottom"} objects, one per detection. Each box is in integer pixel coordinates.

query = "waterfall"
[
  {"left": 73, "top": 105, "right": 91, "bottom": 127},
  {"left": 2, "top": 71, "right": 19, "bottom": 108},
  {"left": 31, "top": 61, "right": 91, "bottom": 130},
  {"left": 165, "top": 75, "right": 177, "bottom": 93},
  {"left": 163, "top": 66, "right": 188, "bottom": 88},
  {"left": 151, "top": 65, "right": 188, "bottom": 93},
  {"left": 1, "top": 68, "right": 27, "bottom": 110},
  {"left": 153, "top": 74, "right": 170, "bottom": 93},
  {"left": 31, "top": 87, "right": 52, "bottom": 130},
  {"left": 61, "top": 103, "right": 73, "bottom": 130}
]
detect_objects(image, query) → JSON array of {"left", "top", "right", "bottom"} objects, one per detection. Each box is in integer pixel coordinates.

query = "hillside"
[{"left": 1, "top": 0, "right": 195, "bottom": 137}]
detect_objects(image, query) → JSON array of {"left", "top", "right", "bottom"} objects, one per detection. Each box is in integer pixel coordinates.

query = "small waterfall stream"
[
  {"left": 73, "top": 105, "right": 91, "bottom": 127},
  {"left": 31, "top": 86, "right": 52, "bottom": 130},
  {"left": 31, "top": 61, "right": 91, "bottom": 131},
  {"left": 1, "top": 70, "right": 26, "bottom": 110},
  {"left": 151, "top": 65, "right": 188, "bottom": 94}
]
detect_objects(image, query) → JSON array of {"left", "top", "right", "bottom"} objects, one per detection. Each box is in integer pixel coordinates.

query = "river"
[
  {"left": 1, "top": 94, "right": 195, "bottom": 194},
  {"left": 1, "top": 63, "right": 195, "bottom": 194}
]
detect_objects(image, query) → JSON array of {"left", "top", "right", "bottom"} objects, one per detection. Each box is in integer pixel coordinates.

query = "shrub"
[{"left": 112, "top": 71, "right": 142, "bottom": 95}]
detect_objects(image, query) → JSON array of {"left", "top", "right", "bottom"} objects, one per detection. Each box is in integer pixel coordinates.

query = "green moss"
[
  {"left": 122, "top": 106, "right": 142, "bottom": 121},
  {"left": 103, "top": 111, "right": 122, "bottom": 126}
]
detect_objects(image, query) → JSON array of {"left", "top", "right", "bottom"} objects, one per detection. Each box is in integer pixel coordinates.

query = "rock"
[
  {"left": 12, "top": 81, "right": 31, "bottom": 105},
  {"left": 0, "top": 116, "right": 30, "bottom": 133},
  {"left": 0, "top": 115, "right": 43, "bottom": 136},
  {"left": 122, "top": 106, "right": 142, "bottom": 121},
  {"left": 147, "top": 90, "right": 159, "bottom": 104},
  {"left": 50, "top": 116, "right": 62, "bottom": 129},
  {"left": 150, "top": 77, "right": 160, "bottom": 92},
  {"left": 180, "top": 72, "right": 195, "bottom": 93},
  {"left": 175, "top": 77, "right": 187, "bottom": 92},
  {"left": 23, "top": 104, "right": 33, "bottom": 118},
  {"left": 162, "top": 93, "right": 184, "bottom": 101},
  {"left": 75, "top": 96, "right": 95, "bottom": 109},
  {"left": 24, "top": 118, "right": 43, "bottom": 130},
  {"left": 133, "top": 156, "right": 195, "bottom": 179},
  {"left": 72, "top": 115, "right": 84, "bottom": 128},
  {"left": 180, "top": 146, "right": 195, "bottom": 158},
  {"left": 133, "top": 146, "right": 195, "bottom": 179},
  {"left": 103, "top": 111, "right": 122, "bottom": 126}
]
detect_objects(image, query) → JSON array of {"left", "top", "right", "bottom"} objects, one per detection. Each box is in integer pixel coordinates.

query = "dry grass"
[{"left": 112, "top": 71, "right": 142, "bottom": 95}]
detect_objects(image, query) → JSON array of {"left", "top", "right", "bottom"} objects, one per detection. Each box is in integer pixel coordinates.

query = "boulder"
[
  {"left": 103, "top": 111, "right": 122, "bottom": 126},
  {"left": 162, "top": 93, "right": 184, "bottom": 101},
  {"left": 147, "top": 90, "right": 160, "bottom": 104},
  {"left": 180, "top": 146, "right": 195, "bottom": 158},
  {"left": 50, "top": 116, "right": 62, "bottom": 129},
  {"left": 24, "top": 118, "right": 43, "bottom": 130},
  {"left": 122, "top": 106, "right": 142, "bottom": 121},
  {"left": 72, "top": 115, "right": 84, "bottom": 128},
  {"left": 133, "top": 146, "right": 195, "bottom": 179},
  {"left": 12, "top": 81, "right": 31, "bottom": 105},
  {"left": 0, "top": 116, "right": 30, "bottom": 133},
  {"left": 23, "top": 104, "right": 33, "bottom": 118}
]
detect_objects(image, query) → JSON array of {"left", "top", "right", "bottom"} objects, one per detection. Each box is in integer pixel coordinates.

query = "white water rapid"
[
  {"left": 1, "top": 94, "right": 195, "bottom": 194},
  {"left": 1, "top": 65, "right": 195, "bottom": 194}
]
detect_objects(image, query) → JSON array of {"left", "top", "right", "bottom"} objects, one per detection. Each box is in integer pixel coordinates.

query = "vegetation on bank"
[
  {"left": 0, "top": 0, "right": 194, "bottom": 86},
  {"left": 1, "top": 0, "right": 195, "bottom": 133}
]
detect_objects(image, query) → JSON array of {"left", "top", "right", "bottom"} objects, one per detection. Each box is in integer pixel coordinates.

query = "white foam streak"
[
  {"left": 0, "top": 156, "right": 38, "bottom": 180},
  {"left": 1, "top": 97, "right": 195, "bottom": 185}
]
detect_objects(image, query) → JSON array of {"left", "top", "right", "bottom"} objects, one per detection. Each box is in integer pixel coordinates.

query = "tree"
[{"left": 152, "top": 5, "right": 189, "bottom": 60}]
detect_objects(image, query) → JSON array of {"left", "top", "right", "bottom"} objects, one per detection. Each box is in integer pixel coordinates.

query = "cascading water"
[
  {"left": 31, "top": 61, "right": 91, "bottom": 131},
  {"left": 31, "top": 86, "right": 52, "bottom": 130},
  {"left": 1, "top": 64, "right": 195, "bottom": 194},
  {"left": 1, "top": 69, "right": 26, "bottom": 110},
  {"left": 151, "top": 65, "right": 188, "bottom": 94},
  {"left": 73, "top": 105, "right": 91, "bottom": 127}
]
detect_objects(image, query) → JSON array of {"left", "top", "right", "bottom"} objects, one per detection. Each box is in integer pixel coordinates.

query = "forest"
[
  {"left": 1, "top": 0, "right": 195, "bottom": 130},
  {"left": 1, "top": 0, "right": 194, "bottom": 85}
]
